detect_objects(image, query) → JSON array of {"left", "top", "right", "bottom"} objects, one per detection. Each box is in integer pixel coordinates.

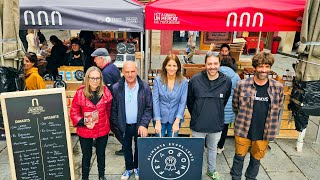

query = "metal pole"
[
  {"left": 256, "top": 31, "right": 262, "bottom": 54},
  {"left": 140, "top": 31, "right": 144, "bottom": 78},
  {"left": 315, "top": 119, "right": 320, "bottom": 143},
  {"left": 145, "top": 30, "right": 149, "bottom": 82}
]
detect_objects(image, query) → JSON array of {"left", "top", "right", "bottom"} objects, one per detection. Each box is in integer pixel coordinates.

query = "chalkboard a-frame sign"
[{"left": 0, "top": 88, "right": 75, "bottom": 180}]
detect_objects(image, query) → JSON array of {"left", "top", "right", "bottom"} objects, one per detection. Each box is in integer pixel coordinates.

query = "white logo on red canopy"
[
  {"left": 154, "top": 13, "right": 180, "bottom": 25},
  {"left": 226, "top": 12, "right": 263, "bottom": 27}
]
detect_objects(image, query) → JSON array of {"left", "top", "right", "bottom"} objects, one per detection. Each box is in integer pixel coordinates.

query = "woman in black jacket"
[
  {"left": 65, "top": 38, "right": 91, "bottom": 73},
  {"left": 48, "top": 35, "right": 67, "bottom": 79}
]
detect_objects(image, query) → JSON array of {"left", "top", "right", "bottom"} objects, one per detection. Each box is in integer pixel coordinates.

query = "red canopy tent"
[{"left": 145, "top": 0, "right": 306, "bottom": 31}]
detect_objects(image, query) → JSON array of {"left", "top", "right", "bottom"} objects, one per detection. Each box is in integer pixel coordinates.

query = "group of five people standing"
[{"left": 69, "top": 44, "right": 283, "bottom": 180}]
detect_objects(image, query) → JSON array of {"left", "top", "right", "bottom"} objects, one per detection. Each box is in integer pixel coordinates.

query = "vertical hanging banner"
[{"left": 0, "top": 88, "right": 75, "bottom": 180}]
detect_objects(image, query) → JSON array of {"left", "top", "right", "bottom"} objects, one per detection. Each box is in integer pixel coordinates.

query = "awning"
[
  {"left": 20, "top": 0, "right": 144, "bottom": 32},
  {"left": 145, "top": 0, "right": 306, "bottom": 31},
  {"left": 296, "top": 0, "right": 320, "bottom": 81}
]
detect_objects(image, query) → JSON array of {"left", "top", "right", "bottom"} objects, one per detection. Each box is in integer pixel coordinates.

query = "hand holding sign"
[{"left": 84, "top": 111, "right": 99, "bottom": 129}]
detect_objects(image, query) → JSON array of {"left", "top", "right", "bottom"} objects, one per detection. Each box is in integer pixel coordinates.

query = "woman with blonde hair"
[
  {"left": 153, "top": 53, "right": 188, "bottom": 137},
  {"left": 26, "top": 29, "right": 39, "bottom": 53},
  {"left": 70, "top": 66, "right": 112, "bottom": 180}
]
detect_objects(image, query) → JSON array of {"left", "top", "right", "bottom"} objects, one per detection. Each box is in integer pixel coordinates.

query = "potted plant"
[{"left": 271, "top": 36, "right": 282, "bottom": 54}]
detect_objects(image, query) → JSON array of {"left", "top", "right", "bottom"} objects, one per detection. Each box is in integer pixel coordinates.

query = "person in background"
[
  {"left": 64, "top": 38, "right": 91, "bottom": 73},
  {"left": 79, "top": 31, "right": 96, "bottom": 55},
  {"left": 24, "top": 52, "right": 46, "bottom": 90},
  {"left": 185, "top": 31, "right": 197, "bottom": 63},
  {"left": 230, "top": 52, "right": 284, "bottom": 180},
  {"left": 209, "top": 43, "right": 237, "bottom": 71},
  {"left": 26, "top": 29, "right": 39, "bottom": 53},
  {"left": 91, "top": 48, "right": 123, "bottom": 156},
  {"left": 187, "top": 52, "right": 231, "bottom": 180},
  {"left": 37, "top": 30, "right": 47, "bottom": 49},
  {"left": 111, "top": 61, "right": 152, "bottom": 180},
  {"left": 217, "top": 58, "right": 241, "bottom": 154},
  {"left": 48, "top": 35, "right": 67, "bottom": 79},
  {"left": 19, "top": 30, "right": 28, "bottom": 51},
  {"left": 70, "top": 66, "right": 112, "bottom": 180},
  {"left": 153, "top": 54, "right": 188, "bottom": 137}
]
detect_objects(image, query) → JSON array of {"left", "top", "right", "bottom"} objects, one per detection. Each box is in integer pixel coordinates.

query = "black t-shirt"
[{"left": 248, "top": 81, "right": 270, "bottom": 141}]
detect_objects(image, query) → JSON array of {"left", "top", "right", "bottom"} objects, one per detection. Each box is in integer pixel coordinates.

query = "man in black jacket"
[
  {"left": 111, "top": 61, "right": 153, "bottom": 180},
  {"left": 187, "top": 52, "right": 231, "bottom": 180}
]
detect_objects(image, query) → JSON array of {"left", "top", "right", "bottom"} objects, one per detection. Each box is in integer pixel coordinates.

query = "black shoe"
[
  {"left": 182, "top": 56, "right": 188, "bottom": 64},
  {"left": 99, "top": 176, "right": 106, "bottom": 180},
  {"left": 115, "top": 149, "right": 124, "bottom": 156},
  {"left": 187, "top": 60, "right": 195, "bottom": 64}
]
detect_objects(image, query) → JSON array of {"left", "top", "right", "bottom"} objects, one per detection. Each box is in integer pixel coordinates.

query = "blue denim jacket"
[{"left": 153, "top": 76, "right": 188, "bottom": 124}]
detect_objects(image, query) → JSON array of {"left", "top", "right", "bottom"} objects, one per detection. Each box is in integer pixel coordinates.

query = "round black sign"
[
  {"left": 126, "top": 43, "right": 136, "bottom": 54},
  {"left": 54, "top": 80, "right": 67, "bottom": 89},
  {"left": 75, "top": 70, "right": 84, "bottom": 81},
  {"left": 116, "top": 42, "right": 127, "bottom": 54},
  {"left": 43, "top": 74, "right": 54, "bottom": 81}
]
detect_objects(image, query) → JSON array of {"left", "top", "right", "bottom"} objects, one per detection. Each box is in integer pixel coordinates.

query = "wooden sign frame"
[
  {"left": 0, "top": 88, "right": 75, "bottom": 180},
  {"left": 200, "top": 32, "right": 233, "bottom": 50}
]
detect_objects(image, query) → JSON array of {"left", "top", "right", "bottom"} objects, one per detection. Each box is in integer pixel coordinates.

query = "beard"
[{"left": 255, "top": 71, "right": 269, "bottom": 80}]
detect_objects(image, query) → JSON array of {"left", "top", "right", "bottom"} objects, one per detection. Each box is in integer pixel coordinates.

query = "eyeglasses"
[{"left": 89, "top": 77, "right": 101, "bottom": 82}]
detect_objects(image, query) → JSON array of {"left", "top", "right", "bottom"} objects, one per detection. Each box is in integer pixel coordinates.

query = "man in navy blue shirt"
[{"left": 91, "top": 48, "right": 122, "bottom": 155}]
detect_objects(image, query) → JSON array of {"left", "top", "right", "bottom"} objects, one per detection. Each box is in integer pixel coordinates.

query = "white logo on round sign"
[{"left": 151, "top": 147, "right": 190, "bottom": 179}]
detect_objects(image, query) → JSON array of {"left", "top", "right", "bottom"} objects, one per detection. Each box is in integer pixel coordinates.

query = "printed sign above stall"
[
  {"left": 145, "top": 0, "right": 306, "bottom": 32},
  {"left": 20, "top": 0, "right": 144, "bottom": 32}
]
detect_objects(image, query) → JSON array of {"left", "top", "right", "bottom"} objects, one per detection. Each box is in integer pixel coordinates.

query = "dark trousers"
[
  {"left": 217, "top": 124, "right": 229, "bottom": 149},
  {"left": 79, "top": 135, "right": 108, "bottom": 179},
  {"left": 230, "top": 136, "right": 267, "bottom": 180},
  {"left": 230, "top": 154, "right": 260, "bottom": 180},
  {"left": 123, "top": 124, "right": 138, "bottom": 170},
  {"left": 110, "top": 121, "right": 123, "bottom": 149}
]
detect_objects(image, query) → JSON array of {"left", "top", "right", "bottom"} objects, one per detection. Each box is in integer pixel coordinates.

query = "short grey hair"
[{"left": 101, "top": 56, "right": 111, "bottom": 63}]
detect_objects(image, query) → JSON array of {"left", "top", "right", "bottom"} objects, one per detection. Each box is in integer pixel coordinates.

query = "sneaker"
[
  {"left": 115, "top": 149, "right": 124, "bottom": 156},
  {"left": 121, "top": 170, "right": 133, "bottom": 180},
  {"left": 134, "top": 168, "right": 139, "bottom": 180},
  {"left": 217, "top": 147, "right": 224, "bottom": 154},
  {"left": 207, "top": 171, "right": 222, "bottom": 180}
]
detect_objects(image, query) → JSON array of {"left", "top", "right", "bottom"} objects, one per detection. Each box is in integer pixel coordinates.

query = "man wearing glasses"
[
  {"left": 91, "top": 48, "right": 124, "bottom": 155},
  {"left": 187, "top": 53, "right": 231, "bottom": 180},
  {"left": 111, "top": 61, "right": 152, "bottom": 180}
]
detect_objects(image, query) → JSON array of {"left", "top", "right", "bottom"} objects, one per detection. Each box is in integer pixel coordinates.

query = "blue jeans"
[
  {"left": 192, "top": 130, "right": 222, "bottom": 173},
  {"left": 153, "top": 122, "right": 180, "bottom": 137}
]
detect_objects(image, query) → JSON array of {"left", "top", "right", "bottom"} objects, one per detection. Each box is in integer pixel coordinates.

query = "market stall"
[
  {"left": 20, "top": 0, "right": 145, "bottom": 133},
  {"left": 145, "top": 0, "right": 306, "bottom": 138}
]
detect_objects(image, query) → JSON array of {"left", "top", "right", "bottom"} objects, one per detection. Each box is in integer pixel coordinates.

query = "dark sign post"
[
  {"left": 138, "top": 137, "right": 204, "bottom": 180},
  {"left": 1, "top": 88, "right": 75, "bottom": 180}
]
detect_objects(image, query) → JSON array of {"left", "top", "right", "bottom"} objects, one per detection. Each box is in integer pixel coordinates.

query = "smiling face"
[
  {"left": 71, "top": 43, "right": 80, "bottom": 51},
  {"left": 205, "top": 56, "right": 220, "bottom": 78},
  {"left": 220, "top": 47, "right": 229, "bottom": 55},
  {"left": 254, "top": 64, "right": 271, "bottom": 80},
  {"left": 165, "top": 59, "right": 178, "bottom": 76},
  {"left": 24, "top": 56, "right": 35, "bottom": 71}
]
